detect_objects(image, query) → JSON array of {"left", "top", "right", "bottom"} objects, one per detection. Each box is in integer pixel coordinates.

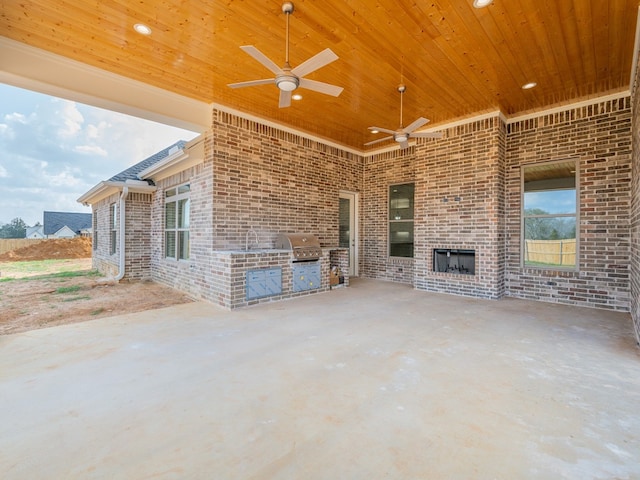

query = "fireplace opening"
[{"left": 433, "top": 249, "right": 475, "bottom": 275}]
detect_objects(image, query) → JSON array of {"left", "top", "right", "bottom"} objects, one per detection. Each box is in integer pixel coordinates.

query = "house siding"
[{"left": 505, "top": 98, "right": 632, "bottom": 311}]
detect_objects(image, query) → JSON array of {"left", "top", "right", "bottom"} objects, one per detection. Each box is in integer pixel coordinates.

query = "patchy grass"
[
  {"left": 62, "top": 295, "right": 92, "bottom": 302},
  {"left": 55, "top": 285, "right": 82, "bottom": 294},
  {"left": 0, "top": 258, "right": 95, "bottom": 280}
]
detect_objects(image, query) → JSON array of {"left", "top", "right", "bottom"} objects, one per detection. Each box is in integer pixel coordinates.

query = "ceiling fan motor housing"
[
  {"left": 275, "top": 72, "right": 299, "bottom": 91},
  {"left": 394, "top": 133, "right": 408, "bottom": 143}
]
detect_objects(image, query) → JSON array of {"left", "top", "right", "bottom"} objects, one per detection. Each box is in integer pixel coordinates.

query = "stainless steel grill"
[{"left": 275, "top": 233, "right": 322, "bottom": 261}]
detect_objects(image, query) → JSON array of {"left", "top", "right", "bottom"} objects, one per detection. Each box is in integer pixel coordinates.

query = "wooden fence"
[
  {"left": 524, "top": 239, "right": 576, "bottom": 266},
  {"left": 0, "top": 238, "right": 48, "bottom": 255}
]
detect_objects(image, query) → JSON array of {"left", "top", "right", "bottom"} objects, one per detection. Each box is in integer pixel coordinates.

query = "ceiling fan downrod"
[
  {"left": 282, "top": 2, "right": 294, "bottom": 67},
  {"left": 398, "top": 83, "right": 406, "bottom": 129}
]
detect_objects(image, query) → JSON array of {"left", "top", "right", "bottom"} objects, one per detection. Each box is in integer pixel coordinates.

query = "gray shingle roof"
[
  {"left": 43, "top": 211, "right": 92, "bottom": 236},
  {"left": 108, "top": 140, "right": 187, "bottom": 182}
]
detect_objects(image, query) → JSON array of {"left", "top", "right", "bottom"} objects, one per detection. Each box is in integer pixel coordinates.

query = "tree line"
[{"left": 0, "top": 218, "right": 29, "bottom": 238}]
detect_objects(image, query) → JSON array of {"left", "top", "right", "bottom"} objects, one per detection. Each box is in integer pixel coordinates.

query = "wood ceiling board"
[{"left": 1, "top": 0, "right": 638, "bottom": 151}]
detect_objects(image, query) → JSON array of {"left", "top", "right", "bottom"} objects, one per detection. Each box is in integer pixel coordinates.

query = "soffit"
[{"left": 1, "top": 0, "right": 638, "bottom": 150}]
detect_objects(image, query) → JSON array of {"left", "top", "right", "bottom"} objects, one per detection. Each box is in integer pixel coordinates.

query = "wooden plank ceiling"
[{"left": 1, "top": 0, "right": 638, "bottom": 150}]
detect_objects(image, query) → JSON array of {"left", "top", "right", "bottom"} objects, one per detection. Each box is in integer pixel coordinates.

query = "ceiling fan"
[
  {"left": 365, "top": 84, "right": 442, "bottom": 149},
  {"left": 227, "top": 2, "right": 343, "bottom": 108}
]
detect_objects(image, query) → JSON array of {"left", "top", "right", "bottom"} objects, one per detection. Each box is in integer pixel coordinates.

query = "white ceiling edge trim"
[
  {"left": 212, "top": 103, "right": 364, "bottom": 157},
  {"left": 506, "top": 90, "right": 630, "bottom": 124},
  {"left": 0, "top": 37, "right": 210, "bottom": 133}
]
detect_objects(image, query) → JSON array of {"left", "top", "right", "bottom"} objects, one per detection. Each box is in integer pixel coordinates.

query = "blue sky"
[
  {"left": 0, "top": 84, "right": 199, "bottom": 227},
  {"left": 524, "top": 190, "right": 576, "bottom": 214}
]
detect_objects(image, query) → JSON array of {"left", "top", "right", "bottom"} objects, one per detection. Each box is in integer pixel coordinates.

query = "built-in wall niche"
[{"left": 433, "top": 249, "right": 476, "bottom": 275}]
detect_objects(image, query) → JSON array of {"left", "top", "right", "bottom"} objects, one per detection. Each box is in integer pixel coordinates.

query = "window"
[
  {"left": 110, "top": 203, "right": 117, "bottom": 255},
  {"left": 522, "top": 160, "right": 577, "bottom": 269},
  {"left": 389, "top": 183, "right": 414, "bottom": 258},
  {"left": 165, "top": 184, "right": 190, "bottom": 260}
]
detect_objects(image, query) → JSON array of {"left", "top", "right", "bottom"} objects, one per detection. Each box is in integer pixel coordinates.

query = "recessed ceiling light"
[
  {"left": 370, "top": 129, "right": 379, "bottom": 134},
  {"left": 473, "top": 0, "right": 492, "bottom": 8},
  {"left": 134, "top": 23, "right": 152, "bottom": 35},
  {"left": 522, "top": 82, "right": 537, "bottom": 90},
  {"left": 292, "top": 94, "right": 302, "bottom": 101}
]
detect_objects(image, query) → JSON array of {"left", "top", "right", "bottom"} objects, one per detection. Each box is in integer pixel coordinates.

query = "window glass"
[
  {"left": 165, "top": 231, "right": 176, "bottom": 259},
  {"left": 165, "top": 202, "right": 176, "bottom": 229},
  {"left": 110, "top": 203, "right": 117, "bottom": 255},
  {"left": 522, "top": 160, "right": 577, "bottom": 268},
  {"left": 178, "top": 231, "right": 190, "bottom": 260},
  {"left": 178, "top": 198, "right": 190, "bottom": 229},
  {"left": 164, "top": 184, "right": 190, "bottom": 260},
  {"left": 389, "top": 183, "right": 414, "bottom": 258}
]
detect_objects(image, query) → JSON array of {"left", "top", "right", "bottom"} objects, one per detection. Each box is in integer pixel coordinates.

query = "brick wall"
[
  {"left": 92, "top": 192, "right": 153, "bottom": 280},
  {"left": 362, "top": 116, "right": 506, "bottom": 297},
  {"left": 211, "top": 110, "right": 363, "bottom": 251},
  {"left": 146, "top": 112, "right": 363, "bottom": 305},
  {"left": 123, "top": 192, "right": 153, "bottom": 280},
  {"left": 92, "top": 194, "right": 119, "bottom": 278},
  {"left": 631, "top": 65, "right": 640, "bottom": 342},
  {"left": 505, "top": 97, "right": 632, "bottom": 311},
  {"left": 149, "top": 158, "right": 210, "bottom": 298},
  {"left": 414, "top": 116, "right": 506, "bottom": 299}
]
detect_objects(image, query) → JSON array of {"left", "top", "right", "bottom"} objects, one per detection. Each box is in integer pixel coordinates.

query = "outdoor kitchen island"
[{"left": 209, "top": 247, "right": 348, "bottom": 310}]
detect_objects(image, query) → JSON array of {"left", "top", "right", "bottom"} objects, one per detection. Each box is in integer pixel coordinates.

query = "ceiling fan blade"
[
  {"left": 368, "top": 126, "right": 397, "bottom": 135},
  {"left": 412, "top": 131, "right": 443, "bottom": 139},
  {"left": 298, "top": 78, "right": 343, "bottom": 97},
  {"left": 403, "top": 117, "right": 430, "bottom": 134},
  {"left": 239, "top": 45, "right": 282, "bottom": 75},
  {"left": 227, "top": 78, "right": 274, "bottom": 89},
  {"left": 398, "top": 140, "right": 410, "bottom": 149},
  {"left": 364, "top": 136, "right": 394, "bottom": 146},
  {"left": 279, "top": 90, "right": 292, "bottom": 108},
  {"left": 291, "top": 48, "right": 339, "bottom": 78}
]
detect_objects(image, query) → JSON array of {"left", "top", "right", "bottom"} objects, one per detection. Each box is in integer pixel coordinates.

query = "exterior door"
[{"left": 339, "top": 191, "right": 358, "bottom": 277}]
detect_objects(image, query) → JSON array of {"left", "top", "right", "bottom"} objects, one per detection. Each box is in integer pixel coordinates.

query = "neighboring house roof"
[
  {"left": 109, "top": 140, "right": 187, "bottom": 183},
  {"left": 78, "top": 140, "right": 189, "bottom": 206},
  {"left": 43, "top": 211, "right": 92, "bottom": 236}
]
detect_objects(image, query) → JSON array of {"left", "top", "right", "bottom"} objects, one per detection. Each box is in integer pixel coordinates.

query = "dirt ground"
[
  {"left": 0, "top": 236, "right": 93, "bottom": 261},
  {"left": 0, "top": 240, "right": 194, "bottom": 335}
]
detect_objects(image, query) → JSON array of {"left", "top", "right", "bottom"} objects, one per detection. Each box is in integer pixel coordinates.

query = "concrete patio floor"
[{"left": 1, "top": 278, "right": 639, "bottom": 479}]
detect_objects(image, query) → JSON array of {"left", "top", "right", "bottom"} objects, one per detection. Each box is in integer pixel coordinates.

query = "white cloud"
[
  {"left": 5, "top": 112, "right": 27, "bottom": 124},
  {"left": 0, "top": 85, "right": 199, "bottom": 226},
  {"left": 48, "top": 169, "right": 83, "bottom": 187},
  {"left": 56, "top": 100, "right": 85, "bottom": 138},
  {"left": 73, "top": 145, "right": 108, "bottom": 156}
]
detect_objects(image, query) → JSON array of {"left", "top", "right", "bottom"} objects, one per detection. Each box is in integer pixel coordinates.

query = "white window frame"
[{"left": 164, "top": 183, "right": 191, "bottom": 260}]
